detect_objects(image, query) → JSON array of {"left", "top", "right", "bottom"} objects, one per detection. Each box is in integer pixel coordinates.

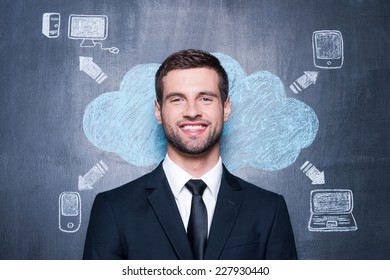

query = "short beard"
[{"left": 162, "top": 123, "right": 222, "bottom": 156}]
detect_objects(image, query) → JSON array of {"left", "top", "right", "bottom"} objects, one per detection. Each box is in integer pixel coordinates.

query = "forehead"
[{"left": 162, "top": 68, "right": 220, "bottom": 94}]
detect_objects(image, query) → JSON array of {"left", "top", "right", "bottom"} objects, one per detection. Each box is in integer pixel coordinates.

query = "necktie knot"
[{"left": 185, "top": 179, "right": 207, "bottom": 196}]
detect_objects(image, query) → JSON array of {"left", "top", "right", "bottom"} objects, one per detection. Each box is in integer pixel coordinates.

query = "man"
[{"left": 83, "top": 49, "right": 297, "bottom": 260}]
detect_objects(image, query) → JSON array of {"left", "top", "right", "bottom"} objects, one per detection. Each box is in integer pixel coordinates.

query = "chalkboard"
[{"left": 1, "top": 0, "right": 389, "bottom": 259}]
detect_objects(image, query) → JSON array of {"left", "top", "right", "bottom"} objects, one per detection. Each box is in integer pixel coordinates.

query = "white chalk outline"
[
  {"left": 78, "top": 160, "right": 108, "bottom": 191},
  {"left": 68, "top": 14, "right": 119, "bottom": 53},
  {"left": 300, "top": 160, "right": 325, "bottom": 184},
  {"left": 68, "top": 14, "right": 108, "bottom": 42},
  {"left": 59, "top": 192, "right": 81, "bottom": 233},
  {"left": 42, "top": 13, "right": 61, "bottom": 38},
  {"left": 290, "top": 71, "right": 318, "bottom": 94},
  {"left": 308, "top": 189, "right": 358, "bottom": 232},
  {"left": 312, "top": 30, "right": 344, "bottom": 69},
  {"left": 79, "top": 56, "right": 108, "bottom": 84}
]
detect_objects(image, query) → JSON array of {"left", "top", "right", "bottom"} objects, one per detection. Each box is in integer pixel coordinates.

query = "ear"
[
  {"left": 154, "top": 100, "right": 162, "bottom": 124},
  {"left": 223, "top": 96, "right": 231, "bottom": 122}
]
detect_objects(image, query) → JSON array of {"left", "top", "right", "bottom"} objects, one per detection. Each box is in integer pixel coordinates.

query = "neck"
[{"left": 166, "top": 145, "right": 220, "bottom": 178}]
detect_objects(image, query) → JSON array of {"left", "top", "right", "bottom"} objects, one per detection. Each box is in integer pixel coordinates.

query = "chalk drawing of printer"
[{"left": 308, "top": 189, "right": 358, "bottom": 232}]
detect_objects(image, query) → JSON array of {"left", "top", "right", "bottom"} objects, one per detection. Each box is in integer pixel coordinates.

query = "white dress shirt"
[{"left": 162, "top": 154, "right": 222, "bottom": 235}]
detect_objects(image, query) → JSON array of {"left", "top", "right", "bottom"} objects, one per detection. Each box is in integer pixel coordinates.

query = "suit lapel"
[
  {"left": 204, "top": 166, "right": 243, "bottom": 259},
  {"left": 146, "top": 164, "right": 193, "bottom": 260}
]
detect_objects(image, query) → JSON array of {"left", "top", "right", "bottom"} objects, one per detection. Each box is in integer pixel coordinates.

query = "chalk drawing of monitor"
[
  {"left": 308, "top": 189, "right": 357, "bottom": 232},
  {"left": 68, "top": 14, "right": 108, "bottom": 47}
]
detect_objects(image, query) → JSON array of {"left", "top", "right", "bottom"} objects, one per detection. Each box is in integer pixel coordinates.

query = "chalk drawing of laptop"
[{"left": 308, "top": 189, "right": 357, "bottom": 232}]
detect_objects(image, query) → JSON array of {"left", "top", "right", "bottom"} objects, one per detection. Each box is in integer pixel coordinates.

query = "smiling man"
[
  {"left": 83, "top": 49, "right": 298, "bottom": 260},
  {"left": 155, "top": 66, "right": 229, "bottom": 178}
]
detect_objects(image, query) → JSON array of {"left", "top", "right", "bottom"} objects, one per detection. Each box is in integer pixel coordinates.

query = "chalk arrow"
[
  {"left": 290, "top": 71, "right": 318, "bottom": 94},
  {"left": 79, "top": 56, "right": 107, "bottom": 84},
  {"left": 78, "top": 160, "right": 108, "bottom": 191},
  {"left": 78, "top": 175, "right": 93, "bottom": 191},
  {"left": 300, "top": 161, "right": 325, "bottom": 185}
]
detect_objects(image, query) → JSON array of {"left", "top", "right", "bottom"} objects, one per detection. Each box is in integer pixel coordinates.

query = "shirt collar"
[{"left": 162, "top": 154, "right": 222, "bottom": 199}]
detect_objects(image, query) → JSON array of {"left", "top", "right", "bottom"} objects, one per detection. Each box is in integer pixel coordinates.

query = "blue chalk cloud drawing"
[{"left": 83, "top": 53, "right": 319, "bottom": 171}]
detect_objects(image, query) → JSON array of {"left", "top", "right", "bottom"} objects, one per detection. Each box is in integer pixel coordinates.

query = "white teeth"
[{"left": 182, "top": 125, "right": 205, "bottom": 130}]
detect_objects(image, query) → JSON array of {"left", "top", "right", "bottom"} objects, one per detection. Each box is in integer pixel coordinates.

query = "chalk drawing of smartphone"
[
  {"left": 312, "top": 30, "right": 344, "bottom": 69},
  {"left": 59, "top": 192, "right": 81, "bottom": 233}
]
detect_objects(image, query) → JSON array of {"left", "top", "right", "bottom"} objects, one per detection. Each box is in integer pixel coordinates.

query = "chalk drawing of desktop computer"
[
  {"left": 309, "top": 189, "right": 357, "bottom": 232},
  {"left": 68, "top": 14, "right": 119, "bottom": 53}
]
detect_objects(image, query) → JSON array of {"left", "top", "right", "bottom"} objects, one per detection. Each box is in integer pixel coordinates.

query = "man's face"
[{"left": 155, "top": 67, "right": 231, "bottom": 157}]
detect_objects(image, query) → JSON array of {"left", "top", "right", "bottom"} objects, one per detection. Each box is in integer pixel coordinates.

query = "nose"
[{"left": 183, "top": 100, "right": 201, "bottom": 119}]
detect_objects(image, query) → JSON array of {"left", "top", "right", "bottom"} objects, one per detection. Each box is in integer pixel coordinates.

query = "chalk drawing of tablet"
[
  {"left": 312, "top": 30, "right": 344, "bottom": 69},
  {"left": 308, "top": 189, "right": 357, "bottom": 232},
  {"left": 59, "top": 192, "right": 81, "bottom": 233}
]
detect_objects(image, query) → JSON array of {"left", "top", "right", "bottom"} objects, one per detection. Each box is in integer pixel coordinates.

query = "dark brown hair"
[{"left": 155, "top": 49, "right": 229, "bottom": 106}]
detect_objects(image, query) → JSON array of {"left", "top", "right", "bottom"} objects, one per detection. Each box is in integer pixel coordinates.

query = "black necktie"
[{"left": 185, "top": 179, "right": 208, "bottom": 260}]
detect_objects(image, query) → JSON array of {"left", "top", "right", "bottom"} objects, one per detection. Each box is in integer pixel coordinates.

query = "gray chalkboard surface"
[{"left": 1, "top": 0, "right": 389, "bottom": 259}]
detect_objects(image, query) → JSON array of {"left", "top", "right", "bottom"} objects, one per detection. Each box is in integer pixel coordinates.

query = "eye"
[
  {"left": 170, "top": 97, "right": 184, "bottom": 104},
  {"left": 200, "top": 97, "right": 212, "bottom": 103}
]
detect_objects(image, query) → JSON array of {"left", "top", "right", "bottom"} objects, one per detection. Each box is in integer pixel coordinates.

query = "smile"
[
  {"left": 179, "top": 122, "right": 209, "bottom": 134},
  {"left": 181, "top": 125, "right": 207, "bottom": 131}
]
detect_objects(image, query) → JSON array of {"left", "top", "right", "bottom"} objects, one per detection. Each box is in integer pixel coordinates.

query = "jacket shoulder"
[
  {"left": 96, "top": 163, "right": 163, "bottom": 203},
  {"left": 224, "top": 167, "right": 282, "bottom": 200}
]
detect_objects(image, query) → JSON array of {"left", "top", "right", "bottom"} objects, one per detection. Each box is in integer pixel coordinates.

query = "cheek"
[
  {"left": 161, "top": 111, "right": 178, "bottom": 126},
  {"left": 212, "top": 109, "right": 225, "bottom": 122}
]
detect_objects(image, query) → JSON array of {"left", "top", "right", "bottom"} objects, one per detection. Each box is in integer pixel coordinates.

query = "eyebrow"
[
  {"left": 164, "top": 92, "right": 185, "bottom": 100},
  {"left": 199, "top": 91, "right": 219, "bottom": 98}
]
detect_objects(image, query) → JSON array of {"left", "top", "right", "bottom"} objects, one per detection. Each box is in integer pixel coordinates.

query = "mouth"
[{"left": 179, "top": 122, "right": 208, "bottom": 135}]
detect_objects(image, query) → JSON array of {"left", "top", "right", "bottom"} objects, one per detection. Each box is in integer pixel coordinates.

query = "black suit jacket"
[{"left": 83, "top": 163, "right": 297, "bottom": 259}]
